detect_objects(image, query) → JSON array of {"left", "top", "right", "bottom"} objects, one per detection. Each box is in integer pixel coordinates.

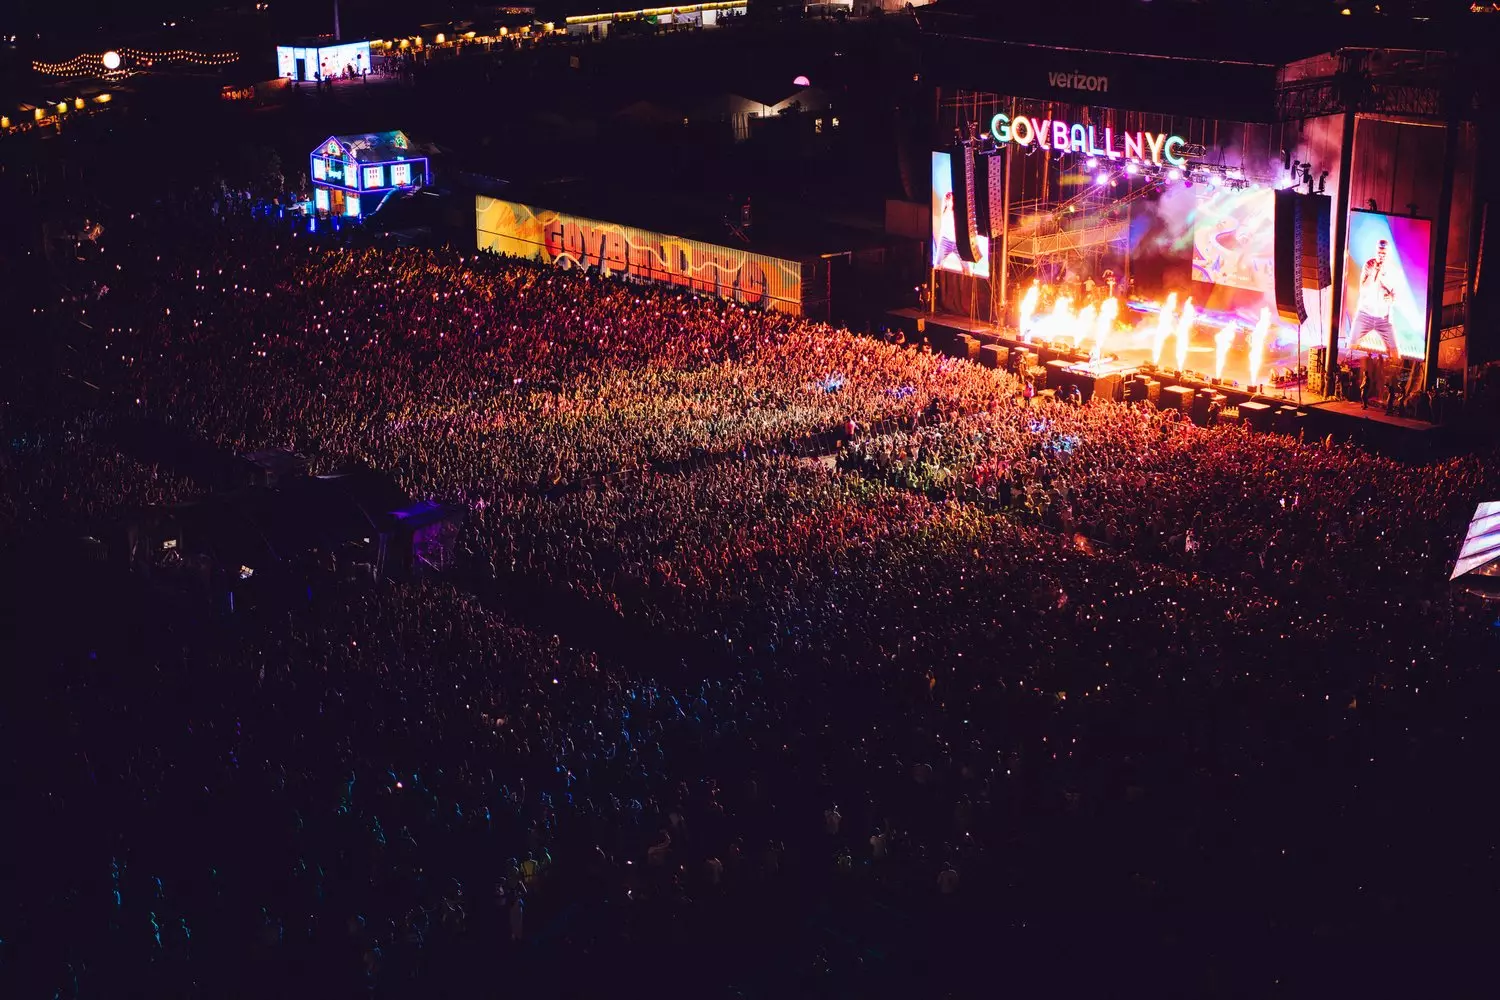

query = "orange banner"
[{"left": 476, "top": 196, "right": 804, "bottom": 313}]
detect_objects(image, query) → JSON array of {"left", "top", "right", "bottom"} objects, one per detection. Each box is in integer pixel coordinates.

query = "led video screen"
[
  {"left": 931, "top": 151, "right": 990, "bottom": 276},
  {"left": 1190, "top": 187, "right": 1276, "bottom": 295},
  {"left": 1340, "top": 209, "right": 1431, "bottom": 361}
]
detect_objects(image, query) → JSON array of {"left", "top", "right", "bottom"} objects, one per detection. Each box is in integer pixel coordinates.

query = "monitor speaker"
[{"left": 950, "top": 146, "right": 981, "bottom": 264}]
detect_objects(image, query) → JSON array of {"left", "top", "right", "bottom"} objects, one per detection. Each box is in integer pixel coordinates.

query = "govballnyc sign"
[{"left": 989, "top": 113, "right": 1190, "bottom": 168}]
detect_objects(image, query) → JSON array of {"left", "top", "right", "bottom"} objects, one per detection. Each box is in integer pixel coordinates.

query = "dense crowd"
[{"left": 5, "top": 212, "right": 1499, "bottom": 997}]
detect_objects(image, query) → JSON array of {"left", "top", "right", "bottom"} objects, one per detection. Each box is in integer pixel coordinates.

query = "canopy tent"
[{"left": 1450, "top": 501, "right": 1500, "bottom": 598}]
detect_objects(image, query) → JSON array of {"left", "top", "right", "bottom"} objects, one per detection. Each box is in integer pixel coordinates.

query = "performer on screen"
[
  {"left": 1350, "top": 239, "right": 1402, "bottom": 361},
  {"left": 937, "top": 191, "right": 975, "bottom": 277}
]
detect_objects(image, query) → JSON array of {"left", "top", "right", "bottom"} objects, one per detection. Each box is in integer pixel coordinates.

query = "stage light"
[
  {"left": 102, "top": 50, "right": 121, "bottom": 70},
  {"left": 1086, "top": 157, "right": 1098, "bottom": 170},
  {"left": 1125, "top": 162, "right": 1139, "bottom": 175},
  {"left": 1318, "top": 170, "right": 1329, "bottom": 194},
  {"left": 1095, "top": 172, "right": 1108, "bottom": 185}
]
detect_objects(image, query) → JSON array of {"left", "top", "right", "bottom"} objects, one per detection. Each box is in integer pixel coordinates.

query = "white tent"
[{"left": 1450, "top": 501, "right": 1500, "bottom": 594}]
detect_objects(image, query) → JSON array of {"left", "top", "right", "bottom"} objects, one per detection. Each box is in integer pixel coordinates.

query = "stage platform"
[
  {"left": 1303, "top": 398, "right": 1440, "bottom": 433},
  {"left": 884, "top": 308, "right": 1444, "bottom": 448}
]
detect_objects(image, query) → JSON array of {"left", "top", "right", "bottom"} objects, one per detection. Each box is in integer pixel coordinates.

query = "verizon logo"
[{"left": 1049, "top": 71, "right": 1109, "bottom": 93}]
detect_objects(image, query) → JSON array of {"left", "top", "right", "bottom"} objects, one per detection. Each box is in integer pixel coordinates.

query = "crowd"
[{"left": 4, "top": 211, "right": 1499, "bottom": 997}]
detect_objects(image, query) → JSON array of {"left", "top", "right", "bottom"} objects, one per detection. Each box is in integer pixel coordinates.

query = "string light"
[{"left": 33, "top": 47, "right": 238, "bottom": 78}]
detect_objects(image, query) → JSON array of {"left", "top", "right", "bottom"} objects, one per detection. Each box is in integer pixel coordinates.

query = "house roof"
[{"left": 316, "top": 131, "right": 418, "bottom": 163}]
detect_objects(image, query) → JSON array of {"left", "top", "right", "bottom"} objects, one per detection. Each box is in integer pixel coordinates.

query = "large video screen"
[
  {"left": 1340, "top": 209, "right": 1431, "bottom": 361},
  {"left": 931, "top": 151, "right": 990, "bottom": 276},
  {"left": 1190, "top": 187, "right": 1276, "bottom": 295}
]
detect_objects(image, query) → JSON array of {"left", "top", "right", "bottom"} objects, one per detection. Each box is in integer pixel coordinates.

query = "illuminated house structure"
[
  {"left": 277, "top": 40, "right": 371, "bottom": 82},
  {"left": 310, "top": 131, "right": 430, "bottom": 219}
]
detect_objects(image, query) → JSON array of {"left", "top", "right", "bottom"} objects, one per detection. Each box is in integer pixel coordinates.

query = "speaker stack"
[
  {"left": 1160, "top": 385, "right": 1194, "bottom": 413},
  {"left": 1239, "top": 400, "right": 1273, "bottom": 432},
  {"left": 1190, "top": 388, "right": 1226, "bottom": 425},
  {"left": 1093, "top": 372, "right": 1124, "bottom": 403},
  {"left": 980, "top": 344, "right": 1008, "bottom": 369},
  {"left": 952, "top": 334, "right": 981, "bottom": 361},
  {"left": 1308, "top": 346, "right": 1328, "bottom": 396}
]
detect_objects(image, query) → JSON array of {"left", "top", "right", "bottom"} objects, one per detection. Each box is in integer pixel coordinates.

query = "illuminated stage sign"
[
  {"left": 476, "top": 196, "right": 804, "bottom": 313},
  {"left": 990, "top": 114, "right": 1189, "bottom": 168}
]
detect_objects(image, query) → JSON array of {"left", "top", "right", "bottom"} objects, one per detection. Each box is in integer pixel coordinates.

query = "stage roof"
[
  {"left": 1451, "top": 502, "right": 1500, "bottom": 584},
  {"left": 916, "top": 1, "right": 1499, "bottom": 122},
  {"left": 917, "top": 1, "right": 1500, "bottom": 65}
]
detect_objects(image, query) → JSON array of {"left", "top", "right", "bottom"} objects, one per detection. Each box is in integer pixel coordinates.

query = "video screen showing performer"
[
  {"left": 931, "top": 151, "right": 989, "bottom": 276},
  {"left": 1350, "top": 240, "right": 1399, "bottom": 360},
  {"left": 1341, "top": 210, "right": 1431, "bottom": 361}
]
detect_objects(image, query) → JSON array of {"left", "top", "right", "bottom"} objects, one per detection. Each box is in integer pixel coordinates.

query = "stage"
[{"left": 886, "top": 307, "right": 1443, "bottom": 445}]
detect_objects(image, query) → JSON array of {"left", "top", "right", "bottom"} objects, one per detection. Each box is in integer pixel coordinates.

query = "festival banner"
[{"left": 475, "top": 196, "right": 805, "bottom": 314}]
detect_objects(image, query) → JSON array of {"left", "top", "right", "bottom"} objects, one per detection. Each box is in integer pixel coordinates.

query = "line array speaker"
[
  {"left": 973, "top": 150, "right": 1005, "bottom": 239},
  {"left": 1274, "top": 189, "right": 1303, "bottom": 324},
  {"left": 1275, "top": 192, "right": 1334, "bottom": 325},
  {"left": 1308, "top": 193, "right": 1332, "bottom": 288},
  {"left": 950, "top": 146, "right": 981, "bottom": 264},
  {"left": 973, "top": 152, "right": 993, "bottom": 237}
]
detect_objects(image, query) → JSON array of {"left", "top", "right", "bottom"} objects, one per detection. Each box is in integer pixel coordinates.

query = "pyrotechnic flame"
[
  {"left": 1044, "top": 295, "right": 1073, "bottom": 344},
  {"left": 1018, "top": 283, "right": 1041, "bottom": 340},
  {"left": 1151, "top": 292, "right": 1178, "bottom": 366},
  {"left": 1093, "top": 296, "right": 1118, "bottom": 361},
  {"left": 1214, "top": 322, "right": 1237, "bottom": 380},
  {"left": 1248, "top": 307, "right": 1271, "bottom": 388},
  {"left": 1074, "top": 303, "right": 1098, "bottom": 350},
  {"left": 1174, "top": 299, "right": 1197, "bottom": 372}
]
